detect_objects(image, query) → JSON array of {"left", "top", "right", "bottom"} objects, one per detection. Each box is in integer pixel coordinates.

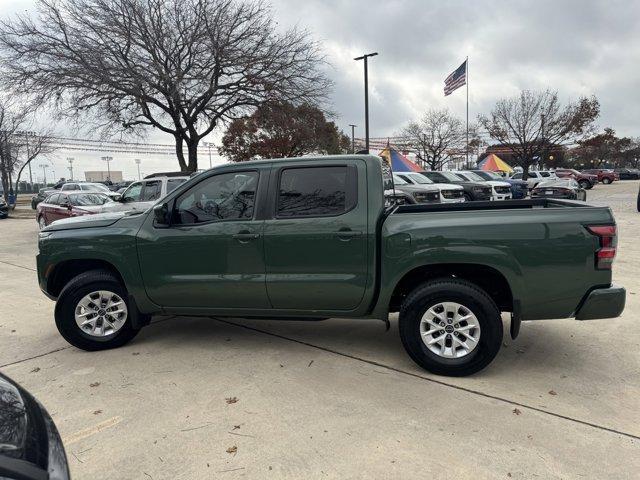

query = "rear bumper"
[{"left": 575, "top": 285, "right": 626, "bottom": 320}]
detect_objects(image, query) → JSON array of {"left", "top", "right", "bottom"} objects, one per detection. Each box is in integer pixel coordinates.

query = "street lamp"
[
  {"left": 39, "top": 163, "right": 49, "bottom": 185},
  {"left": 348, "top": 124, "right": 357, "bottom": 154},
  {"left": 202, "top": 142, "right": 214, "bottom": 168},
  {"left": 135, "top": 159, "right": 141, "bottom": 180},
  {"left": 101, "top": 156, "right": 113, "bottom": 181},
  {"left": 354, "top": 52, "right": 378, "bottom": 153},
  {"left": 66, "top": 157, "right": 74, "bottom": 180}
]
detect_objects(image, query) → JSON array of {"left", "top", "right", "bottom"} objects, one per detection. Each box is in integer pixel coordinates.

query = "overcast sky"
[{"left": 1, "top": 0, "right": 639, "bottom": 181}]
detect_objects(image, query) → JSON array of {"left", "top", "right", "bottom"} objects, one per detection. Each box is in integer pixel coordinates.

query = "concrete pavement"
[{"left": 1, "top": 181, "right": 639, "bottom": 479}]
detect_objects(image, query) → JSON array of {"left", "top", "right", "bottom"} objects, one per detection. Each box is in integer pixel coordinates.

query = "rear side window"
[
  {"left": 47, "top": 193, "right": 60, "bottom": 204},
  {"left": 167, "top": 178, "right": 187, "bottom": 193},
  {"left": 141, "top": 181, "right": 161, "bottom": 201},
  {"left": 277, "top": 166, "right": 356, "bottom": 218}
]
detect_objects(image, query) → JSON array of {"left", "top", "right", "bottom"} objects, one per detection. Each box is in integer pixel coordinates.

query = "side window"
[
  {"left": 512, "top": 173, "right": 522, "bottom": 179},
  {"left": 58, "top": 194, "right": 70, "bottom": 205},
  {"left": 398, "top": 174, "right": 411, "bottom": 183},
  {"left": 277, "top": 166, "right": 356, "bottom": 218},
  {"left": 47, "top": 194, "right": 60, "bottom": 205},
  {"left": 173, "top": 171, "right": 258, "bottom": 225},
  {"left": 540, "top": 172, "right": 551, "bottom": 177},
  {"left": 62, "top": 184, "right": 78, "bottom": 191},
  {"left": 141, "top": 181, "right": 161, "bottom": 201},
  {"left": 167, "top": 178, "right": 187, "bottom": 194},
  {"left": 122, "top": 182, "right": 143, "bottom": 203}
]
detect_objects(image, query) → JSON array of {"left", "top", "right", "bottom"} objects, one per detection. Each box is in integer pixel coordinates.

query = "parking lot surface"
[{"left": 1, "top": 181, "right": 639, "bottom": 479}]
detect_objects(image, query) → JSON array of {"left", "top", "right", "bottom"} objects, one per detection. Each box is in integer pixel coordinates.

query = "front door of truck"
[
  {"left": 263, "top": 161, "right": 369, "bottom": 311},
  {"left": 137, "top": 168, "right": 270, "bottom": 309}
]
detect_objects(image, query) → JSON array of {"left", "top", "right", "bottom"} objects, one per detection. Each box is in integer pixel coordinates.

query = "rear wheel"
[
  {"left": 602, "top": 178, "right": 612, "bottom": 185},
  {"left": 579, "top": 180, "right": 590, "bottom": 189},
  {"left": 399, "top": 279, "right": 503, "bottom": 376},
  {"left": 55, "top": 270, "right": 141, "bottom": 351}
]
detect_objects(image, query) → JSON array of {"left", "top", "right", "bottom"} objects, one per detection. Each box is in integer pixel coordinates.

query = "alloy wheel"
[
  {"left": 74, "top": 290, "right": 128, "bottom": 337},
  {"left": 419, "top": 302, "right": 481, "bottom": 359}
]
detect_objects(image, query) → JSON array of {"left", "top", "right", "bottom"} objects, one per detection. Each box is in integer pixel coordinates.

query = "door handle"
[
  {"left": 232, "top": 231, "right": 260, "bottom": 242},
  {"left": 335, "top": 229, "right": 362, "bottom": 241}
]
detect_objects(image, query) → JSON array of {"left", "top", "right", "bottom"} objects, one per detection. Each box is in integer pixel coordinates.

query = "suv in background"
[
  {"left": 614, "top": 168, "right": 640, "bottom": 180},
  {"left": 103, "top": 174, "right": 189, "bottom": 212},
  {"left": 469, "top": 170, "right": 529, "bottom": 199},
  {"left": 421, "top": 171, "right": 492, "bottom": 201},
  {"left": 455, "top": 171, "right": 512, "bottom": 201},
  {"left": 582, "top": 169, "right": 617, "bottom": 184},
  {"left": 60, "top": 181, "right": 121, "bottom": 200},
  {"left": 394, "top": 171, "right": 465, "bottom": 203},
  {"left": 510, "top": 170, "right": 557, "bottom": 189}
]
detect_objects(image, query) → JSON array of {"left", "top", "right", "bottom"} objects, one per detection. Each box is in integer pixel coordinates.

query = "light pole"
[
  {"left": 348, "top": 124, "right": 357, "bottom": 153},
  {"left": 66, "top": 157, "right": 74, "bottom": 180},
  {"left": 202, "top": 142, "right": 213, "bottom": 168},
  {"left": 135, "top": 159, "right": 141, "bottom": 180},
  {"left": 16, "top": 130, "right": 36, "bottom": 188},
  {"left": 354, "top": 52, "right": 378, "bottom": 153},
  {"left": 101, "top": 156, "right": 113, "bottom": 181},
  {"left": 39, "top": 164, "right": 49, "bottom": 186}
]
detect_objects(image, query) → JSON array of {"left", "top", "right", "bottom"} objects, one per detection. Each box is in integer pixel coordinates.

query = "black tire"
[
  {"left": 55, "top": 269, "right": 140, "bottom": 351},
  {"left": 602, "top": 178, "right": 611, "bottom": 185},
  {"left": 463, "top": 193, "right": 472, "bottom": 202},
  {"left": 399, "top": 278, "right": 503, "bottom": 377},
  {"left": 579, "top": 180, "right": 590, "bottom": 189}
]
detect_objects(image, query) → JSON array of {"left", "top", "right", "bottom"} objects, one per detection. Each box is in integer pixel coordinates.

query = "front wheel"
[
  {"left": 399, "top": 279, "right": 503, "bottom": 376},
  {"left": 602, "top": 178, "right": 611, "bottom": 185},
  {"left": 55, "top": 270, "right": 141, "bottom": 351},
  {"left": 579, "top": 180, "right": 590, "bottom": 189}
]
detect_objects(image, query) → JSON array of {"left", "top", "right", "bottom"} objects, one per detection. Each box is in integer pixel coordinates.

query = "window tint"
[
  {"left": 540, "top": 172, "right": 551, "bottom": 177},
  {"left": 277, "top": 166, "right": 355, "bottom": 218},
  {"left": 70, "top": 193, "right": 109, "bottom": 206},
  {"left": 141, "top": 181, "right": 161, "bottom": 201},
  {"left": 62, "top": 184, "right": 79, "bottom": 191},
  {"left": 58, "top": 194, "right": 70, "bottom": 205},
  {"left": 173, "top": 171, "right": 258, "bottom": 224},
  {"left": 122, "top": 183, "right": 143, "bottom": 202},
  {"left": 167, "top": 178, "right": 187, "bottom": 193},
  {"left": 46, "top": 193, "right": 60, "bottom": 205}
]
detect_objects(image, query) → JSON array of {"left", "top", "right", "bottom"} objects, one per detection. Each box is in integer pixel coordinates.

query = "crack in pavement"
[
  {"left": 213, "top": 317, "right": 640, "bottom": 442},
  {"left": 0, "top": 346, "right": 72, "bottom": 369},
  {"left": 0, "top": 259, "right": 36, "bottom": 272}
]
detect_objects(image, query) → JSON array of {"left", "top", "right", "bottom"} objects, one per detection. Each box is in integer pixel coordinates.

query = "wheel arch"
[
  {"left": 388, "top": 263, "right": 514, "bottom": 313},
  {"left": 47, "top": 259, "right": 126, "bottom": 298}
]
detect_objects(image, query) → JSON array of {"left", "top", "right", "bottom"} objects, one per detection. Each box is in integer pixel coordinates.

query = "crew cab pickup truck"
[{"left": 37, "top": 155, "right": 626, "bottom": 377}]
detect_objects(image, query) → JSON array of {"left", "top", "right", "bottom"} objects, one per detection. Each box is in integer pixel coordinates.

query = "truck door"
[
  {"left": 136, "top": 168, "right": 270, "bottom": 309},
  {"left": 263, "top": 161, "right": 369, "bottom": 311}
]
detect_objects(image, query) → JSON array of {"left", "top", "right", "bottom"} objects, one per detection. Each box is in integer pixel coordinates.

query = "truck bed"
[{"left": 391, "top": 198, "right": 589, "bottom": 214}]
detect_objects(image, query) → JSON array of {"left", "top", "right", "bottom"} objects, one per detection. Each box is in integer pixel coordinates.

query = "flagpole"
[{"left": 466, "top": 56, "right": 469, "bottom": 168}]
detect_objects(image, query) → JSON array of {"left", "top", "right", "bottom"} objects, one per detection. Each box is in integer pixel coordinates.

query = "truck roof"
[{"left": 209, "top": 154, "right": 383, "bottom": 169}]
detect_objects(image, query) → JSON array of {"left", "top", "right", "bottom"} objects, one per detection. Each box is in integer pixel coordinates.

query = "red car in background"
[
  {"left": 36, "top": 192, "right": 113, "bottom": 229},
  {"left": 582, "top": 168, "right": 617, "bottom": 184},
  {"left": 554, "top": 168, "right": 598, "bottom": 189}
]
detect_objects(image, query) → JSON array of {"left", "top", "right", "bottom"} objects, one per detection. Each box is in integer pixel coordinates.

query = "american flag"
[{"left": 444, "top": 60, "right": 467, "bottom": 96}]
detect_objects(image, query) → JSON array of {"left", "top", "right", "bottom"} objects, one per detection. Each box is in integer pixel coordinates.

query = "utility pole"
[
  {"left": 39, "top": 163, "right": 49, "bottom": 185},
  {"left": 348, "top": 124, "right": 357, "bottom": 153},
  {"left": 540, "top": 113, "right": 545, "bottom": 170},
  {"left": 101, "top": 156, "right": 113, "bottom": 181},
  {"left": 354, "top": 52, "right": 378, "bottom": 153},
  {"left": 203, "top": 142, "right": 213, "bottom": 168},
  {"left": 66, "top": 157, "right": 74, "bottom": 180},
  {"left": 135, "top": 159, "right": 141, "bottom": 180}
]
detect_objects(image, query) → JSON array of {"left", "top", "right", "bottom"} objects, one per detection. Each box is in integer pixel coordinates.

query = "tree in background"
[
  {"left": 569, "top": 128, "right": 633, "bottom": 168},
  {"left": 399, "top": 109, "right": 465, "bottom": 171},
  {"left": 220, "top": 102, "right": 350, "bottom": 162},
  {"left": 0, "top": 97, "right": 52, "bottom": 202},
  {"left": 0, "top": 0, "right": 330, "bottom": 173},
  {"left": 478, "top": 90, "right": 599, "bottom": 179}
]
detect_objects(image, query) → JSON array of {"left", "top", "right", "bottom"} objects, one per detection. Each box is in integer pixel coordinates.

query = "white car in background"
[
  {"left": 510, "top": 170, "right": 558, "bottom": 189},
  {"left": 394, "top": 171, "right": 465, "bottom": 203},
  {"left": 456, "top": 171, "right": 512, "bottom": 201},
  {"left": 101, "top": 174, "right": 189, "bottom": 213},
  {"left": 60, "top": 182, "right": 121, "bottom": 200}
]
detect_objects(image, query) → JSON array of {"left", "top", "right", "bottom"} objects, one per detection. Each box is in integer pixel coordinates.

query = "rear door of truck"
[{"left": 263, "top": 159, "right": 369, "bottom": 310}]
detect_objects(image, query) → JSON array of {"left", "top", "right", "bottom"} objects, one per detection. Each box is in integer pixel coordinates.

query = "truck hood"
[{"left": 43, "top": 210, "right": 142, "bottom": 231}]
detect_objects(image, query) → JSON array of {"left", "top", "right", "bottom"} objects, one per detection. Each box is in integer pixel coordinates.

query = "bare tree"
[
  {"left": 399, "top": 109, "right": 465, "bottom": 171},
  {"left": 0, "top": 0, "right": 331, "bottom": 173},
  {"left": 478, "top": 90, "right": 599, "bottom": 179}
]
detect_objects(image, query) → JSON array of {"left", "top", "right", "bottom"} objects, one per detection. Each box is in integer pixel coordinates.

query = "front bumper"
[
  {"left": 575, "top": 285, "right": 626, "bottom": 320},
  {"left": 490, "top": 194, "right": 513, "bottom": 201}
]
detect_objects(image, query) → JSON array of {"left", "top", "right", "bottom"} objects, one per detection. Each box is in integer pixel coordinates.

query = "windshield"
[
  {"left": 392, "top": 175, "right": 408, "bottom": 185},
  {"left": 438, "top": 172, "right": 464, "bottom": 182},
  {"left": 70, "top": 193, "right": 110, "bottom": 206},
  {"left": 406, "top": 173, "right": 433, "bottom": 184},
  {"left": 82, "top": 183, "right": 111, "bottom": 192},
  {"left": 460, "top": 172, "right": 485, "bottom": 182}
]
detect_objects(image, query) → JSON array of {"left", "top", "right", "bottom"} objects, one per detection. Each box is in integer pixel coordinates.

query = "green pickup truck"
[{"left": 37, "top": 155, "right": 625, "bottom": 376}]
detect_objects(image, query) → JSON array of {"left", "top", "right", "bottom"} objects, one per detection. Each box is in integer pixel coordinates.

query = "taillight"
[{"left": 586, "top": 225, "right": 617, "bottom": 270}]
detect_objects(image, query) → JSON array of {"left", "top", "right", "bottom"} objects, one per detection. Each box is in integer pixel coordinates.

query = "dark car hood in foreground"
[
  {"left": 0, "top": 373, "right": 69, "bottom": 480},
  {"left": 42, "top": 210, "right": 143, "bottom": 231}
]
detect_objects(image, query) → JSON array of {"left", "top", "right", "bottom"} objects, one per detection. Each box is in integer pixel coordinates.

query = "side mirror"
[
  {"left": 153, "top": 203, "right": 170, "bottom": 227},
  {"left": 60, "top": 201, "right": 71, "bottom": 210}
]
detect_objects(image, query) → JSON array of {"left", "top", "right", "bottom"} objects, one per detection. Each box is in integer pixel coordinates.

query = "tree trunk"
[
  {"left": 174, "top": 135, "right": 188, "bottom": 172},
  {"left": 186, "top": 140, "right": 199, "bottom": 173}
]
